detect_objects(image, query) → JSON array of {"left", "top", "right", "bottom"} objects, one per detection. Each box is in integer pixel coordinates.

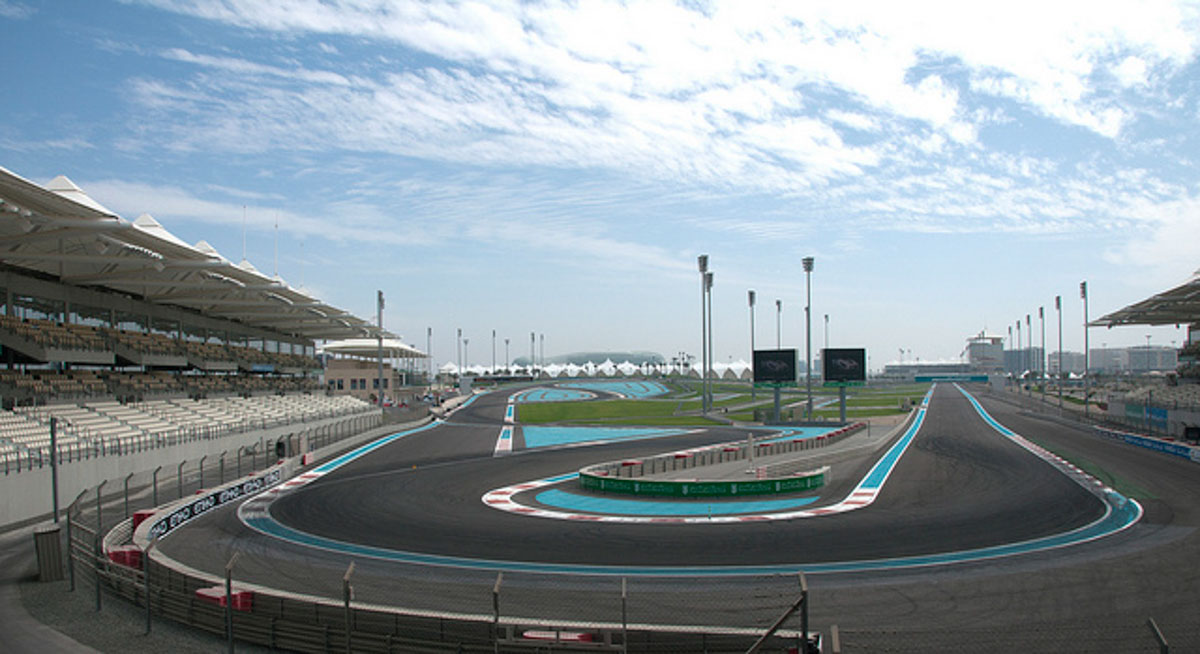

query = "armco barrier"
[{"left": 1094, "top": 426, "right": 1200, "bottom": 464}]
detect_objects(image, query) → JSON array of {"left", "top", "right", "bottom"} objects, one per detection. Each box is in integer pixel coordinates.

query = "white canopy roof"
[
  {"left": 0, "top": 167, "right": 386, "bottom": 341},
  {"left": 319, "top": 338, "right": 427, "bottom": 359}
]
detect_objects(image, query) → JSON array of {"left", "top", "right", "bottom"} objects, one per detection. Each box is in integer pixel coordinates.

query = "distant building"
[
  {"left": 1089, "top": 345, "right": 1177, "bottom": 373},
  {"left": 1047, "top": 351, "right": 1087, "bottom": 375},
  {"left": 966, "top": 334, "right": 1004, "bottom": 372},
  {"left": 880, "top": 361, "right": 971, "bottom": 381},
  {"left": 1003, "top": 347, "right": 1045, "bottom": 376}
]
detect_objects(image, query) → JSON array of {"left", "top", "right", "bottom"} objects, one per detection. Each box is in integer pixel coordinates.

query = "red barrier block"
[
  {"left": 301, "top": 452, "right": 314, "bottom": 465},
  {"left": 523, "top": 630, "right": 595, "bottom": 642},
  {"left": 620, "top": 459, "right": 641, "bottom": 466},
  {"left": 195, "top": 585, "right": 254, "bottom": 611},
  {"left": 131, "top": 509, "right": 156, "bottom": 531},
  {"left": 107, "top": 545, "right": 142, "bottom": 569}
]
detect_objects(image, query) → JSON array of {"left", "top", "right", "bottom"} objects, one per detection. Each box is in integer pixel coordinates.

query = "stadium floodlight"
[
  {"left": 698, "top": 255, "right": 709, "bottom": 414},
  {"left": 775, "top": 299, "right": 782, "bottom": 348},
  {"left": 1056, "top": 295, "right": 1062, "bottom": 412},
  {"left": 700, "top": 271, "right": 710, "bottom": 412},
  {"left": 1081, "top": 281, "right": 1089, "bottom": 418},
  {"left": 749, "top": 290, "right": 756, "bottom": 401},
  {"left": 802, "top": 256, "right": 814, "bottom": 421}
]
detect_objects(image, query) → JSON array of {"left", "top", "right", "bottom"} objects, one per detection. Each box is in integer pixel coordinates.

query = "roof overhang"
[{"left": 0, "top": 167, "right": 390, "bottom": 342}]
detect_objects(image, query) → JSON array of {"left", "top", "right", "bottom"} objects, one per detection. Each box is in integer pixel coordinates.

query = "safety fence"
[{"left": 66, "top": 504, "right": 814, "bottom": 653}]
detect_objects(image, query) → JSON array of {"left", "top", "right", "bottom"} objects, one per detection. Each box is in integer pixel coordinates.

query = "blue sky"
[{"left": 3, "top": 0, "right": 1199, "bottom": 370}]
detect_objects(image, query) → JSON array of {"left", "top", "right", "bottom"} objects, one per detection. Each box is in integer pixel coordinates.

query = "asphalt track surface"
[{"left": 157, "top": 384, "right": 1200, "bottom": 649}]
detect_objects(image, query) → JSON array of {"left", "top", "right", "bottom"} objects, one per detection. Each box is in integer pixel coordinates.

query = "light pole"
[
  {"left": 705, "top": 271, "right": 714, "bottom": 413},
  {"left": 530, "top": 332, "right": 535, "bottom": 377},
  {"left": 775, "top": 299, "right": 782, "bottom": 348},
  {"left": 698, "top": 255, "right": 709, "bottom": 414},
  {"left": 463, "top": 338, "right": 469, "bottom": 373},
  {"left": 539, "top": 333, "right": 545, "bottom": 371},
  {"left": 504, "top": 338, "right": 510, "bottom": 374},
  {"left": 456, "top": 328, "right": 462, "bottom": 379},
  {"left": 492, "top": 329, "right": 496, "bottom": 376},
  {"left": 376, "top": 290, "right": 384, "bottom": 407},
  {"left": 1081, "top": 281, "right": 1089, "bottom": 419},
  {"left": 1056, "top": 295, "right": 1063, "bottom": 412},
  {"left": 748, "top": 290, "right": 756, "bottom": 401},
  {"left": 1026, "top": 313, "right": 1032, "bottom": 396},
  {"left": 803, "top": 256, "right": 814, "bottom": 421},
  {"left": 824, "top": 313, "right": 829, "bottom": 350},
  {"left": 427, "top": 327, "right": 432, "bottom": 386},
  {"left": 1038, "top": 307, "right": 1045, "bottom": 397},
  {"left": 1016, "top": 319, "right": 1022, "bottom": 388}
]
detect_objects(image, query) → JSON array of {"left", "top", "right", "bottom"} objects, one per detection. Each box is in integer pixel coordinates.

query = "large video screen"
[
  {"left": 753, "top": 349, "right": 798, "bottom": 384},
  {"left": 823, "top": 348, "right": 866, "bottom": 383}
]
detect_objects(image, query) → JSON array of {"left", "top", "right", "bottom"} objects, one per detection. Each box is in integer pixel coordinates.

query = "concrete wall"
[{"left": 0, "top": 411, "right": 382, "bottom": 528}]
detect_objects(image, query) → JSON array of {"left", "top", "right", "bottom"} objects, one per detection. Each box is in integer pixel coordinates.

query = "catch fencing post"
[
  {"left": 800, "top": 571, "right": 809, "bottom": 654},
  {"left": 144, "top": 538, "right": 157, "bottom": 635},
  {"left": 621, "top": 577, "right": 628, "bottom": 654},
  {"left": 225, "top": 552, "right": 240, "bottom": 654},
  {"left": 493, "top": 572, "right": 503, "bottom": 654},
  {"left": 746, "top": 570, "right": 808, "bottom": 654},
  {"left": 50, "top": 417, "right": 59, "bottom": 522},
  {"left": 123, "top": 472, "right": 134, "bottom": 519},
  {"left": 219, "top": 450, "right": 226, "bottom": 484},
  {"left": 94, "top": 479, "right": 107, "bottom": 612},
  {"left": 343, "top": 562, "right": 355, "bottom": 653},
  {"left": 152, "top": 466, "right": 161, "bottom": 506},
  {"left": 177, "top": 460, "right": 186, "bottom": 499},
  {"left": 67, "top": 490, "right": 86, "bottom": 592},
  {"left": 199, "top": 455, "right": 207, "bottom": 489}
]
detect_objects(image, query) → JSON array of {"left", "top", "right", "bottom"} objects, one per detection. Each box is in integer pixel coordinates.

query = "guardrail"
[{"left": 1093, "top": 425, "right": 1200, "bottom": 464}]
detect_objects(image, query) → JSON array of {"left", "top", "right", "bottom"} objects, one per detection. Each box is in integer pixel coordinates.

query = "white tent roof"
[
  {"left": 0, "top": 166, "right": 387, "bottom": 341},
  {"left": 319, "top": 338, "right": 427, "bottom": 359}
]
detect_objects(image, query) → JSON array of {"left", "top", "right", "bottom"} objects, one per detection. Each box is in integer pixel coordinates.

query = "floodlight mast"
[
  {"left": 698, "top": 257, "right": 707, "bottom": 410},
  {"left": 705, "top": 271, "right": 714, "bottom": 413},
  {"left": 1056, "top": 295, "right": 1063, "bottom": 413},
  {"left": 1081, "top": 281, "right": 1089, "bottom": 419},
  {"left": 802, "top": 256, "right": 814, "bottom": 421},
  {"left": 749, "top": 290, "right": 756, "bottom": 401}
]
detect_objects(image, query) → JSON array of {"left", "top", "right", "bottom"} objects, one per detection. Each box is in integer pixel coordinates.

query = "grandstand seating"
[
  {"left": 0, "top": 393, "right": 377, "bottom": 461},
  {"left": 1119, "top": 384, "right": 1200, "bottom": 409},
  {"left": 0, "top": 316, "right": 322, "bottom": 371}
]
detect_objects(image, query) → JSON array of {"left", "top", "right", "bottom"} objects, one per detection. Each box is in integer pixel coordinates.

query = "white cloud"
[{"left": 0, "top": 0, "right": 35, "bottom": 20}]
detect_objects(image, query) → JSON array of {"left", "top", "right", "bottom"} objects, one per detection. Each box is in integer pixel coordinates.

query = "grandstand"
[
  {"left": 0, "top": 166, "right": 425, "bottom": 481},
  {"left": 1092, "top": 268, "right": 1200, "bottom": 437}
]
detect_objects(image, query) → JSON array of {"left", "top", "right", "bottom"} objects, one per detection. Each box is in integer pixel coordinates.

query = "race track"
[{"left": 154, "top": 383, "right": 1200, "bottom": 650}]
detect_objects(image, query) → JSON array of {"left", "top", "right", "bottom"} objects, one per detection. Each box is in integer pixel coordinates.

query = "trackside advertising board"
[
  {"left": 145, "top": 468, "right": 283, "bottom": 541},
  {"left": 753, "top": 349, "right": 798, "bottom": 385},
  {"left": 823, "top": 348, "right": 866, "bottom": 384}
]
